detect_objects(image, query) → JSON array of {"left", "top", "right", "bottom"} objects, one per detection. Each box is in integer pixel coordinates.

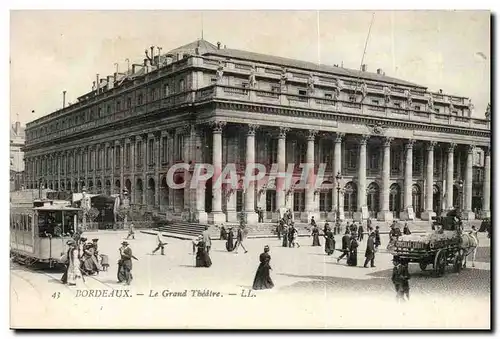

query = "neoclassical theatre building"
[{"left": 23, "top": 40, "right": 491, "bottom": 224}]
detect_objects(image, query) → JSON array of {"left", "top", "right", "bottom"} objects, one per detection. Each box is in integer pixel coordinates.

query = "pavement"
[{"left": 10, "top": 230, "right": 491, "bottom": 329}]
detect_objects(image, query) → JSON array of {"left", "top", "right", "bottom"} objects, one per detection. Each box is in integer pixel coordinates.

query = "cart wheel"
[
  {"left": 419, "top": 262, "right": 427, "bottom": 271},
  {"left": 434, "top": 249, "right": 447, "bottom": 277},
  {"left": 453, "top": 250, "right": 463, "bottom": 273}
]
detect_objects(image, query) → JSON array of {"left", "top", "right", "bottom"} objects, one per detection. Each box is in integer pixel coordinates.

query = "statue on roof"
[
  {"left": 216, "top": 61, "right": 224, "bottom": 83},
  {"left": 449, "top": 102, "right": 455, "bottom": 113},
  {"left": 485, "top": 103, "right": 491, "bottom": 119},
  {"left": 360, "top": 82, "right": 368, "bottom": 102},
  {"left": 404, "top": 89, "right": 412, "bottom": 107},
  {"left": 249, "top": 66, "right": 257, "bottom": 88},
  {"left": 427, "top": 95, "right": 434, "bottom": 110},
  {"left": 280, "top": 68, "right": 289, "bottom": 88},
  {"left": 383, "top": 86, "right": 391, "bottom": 104},
  {"left": 307, "top": 74, "right": 316, "bottom": 93}
]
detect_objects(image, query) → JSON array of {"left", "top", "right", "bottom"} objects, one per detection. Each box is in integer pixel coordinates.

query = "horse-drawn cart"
[{"left": 389, "top": 231, "right": 464, "bottom": 277}]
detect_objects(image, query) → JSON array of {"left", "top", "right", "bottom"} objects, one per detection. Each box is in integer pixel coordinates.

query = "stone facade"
[{"left": 23, "top": 40, "right": 491, "bottom": 222}]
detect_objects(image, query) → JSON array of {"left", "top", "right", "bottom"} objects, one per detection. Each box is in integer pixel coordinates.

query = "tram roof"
[{"left": 33, "top": 205, "right": 81, "bottom": 211}]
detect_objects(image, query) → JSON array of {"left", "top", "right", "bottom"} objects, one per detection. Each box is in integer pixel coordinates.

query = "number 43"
[{"left": 51, "top": 292, "right": 60, "bottom": 299}]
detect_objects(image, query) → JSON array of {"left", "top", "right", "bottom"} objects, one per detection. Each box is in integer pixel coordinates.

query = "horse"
[{"left": 460, "top": 229, "right": 479, "bottom": 268}]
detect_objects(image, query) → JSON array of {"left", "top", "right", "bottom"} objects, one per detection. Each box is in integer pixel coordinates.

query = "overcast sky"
[{"left": 10, "top": 10, "right": 490, "bottom": 125}]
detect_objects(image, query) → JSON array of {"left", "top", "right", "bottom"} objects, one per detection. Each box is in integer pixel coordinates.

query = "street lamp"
[
  {"left": 458, "top": 179, "right": 464, "bottom": 212},
  {"left": 335, "top": 171, "right": 342, "bottom": 235}
]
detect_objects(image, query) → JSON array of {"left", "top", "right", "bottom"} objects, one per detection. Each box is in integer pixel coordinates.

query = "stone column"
[
  {"left": 142, "top": 135, "right": 147, "bottom": 206},
  {"left": 378, "top": 137, "right": 393, "bottom": 221},
  {"left": 462, "top": 144, "right": 475, "bottom": 220},
  {"left": 445, "top": 143, "right": 456, "bottom": 211},
  {"left": 274, "top": 127, "right": 289, "bottom": 221},
  {"left": 84, "top": 147, "right": 89, "bottom": 189},
  {"left": 481, "top": 147, "right": 491, "bottom": 218},
  {"left": 329, "top": 133, "right": 345, "bottom": 221},
  {"left": 154, "top": 132, "right": 161, "bottom": 208},
  {"left": 244, "top": 124, "right": 259, "bottom": 224},
  {"left": 111, "top": 143, "right": 116, "bottom": 194},
  {"left": 301, "top": 130, "right": 319, "bottom": 222},
  {"left": 193, "top": 127, "right": 208, "bottom": 223},
  {"left": 57, "top": 152, "right": 62, "bottom": 190},
  {"left": 209, "top": 121, "right": 226, "bottom": 224},
  {"left": 120, "top": 140, "right": 125, "bottom": 194},
  {"left": 401, "top": 139, "right": 416, "bottom": 221},
  {"left": 130, "top": 137, "right": 136, "bottom": 204},
  {"left": 354, "top": 134, "right": 369, "bottom": 222},
  {"left": 422, "top": 141, "right": 437, "bottom": 221}
]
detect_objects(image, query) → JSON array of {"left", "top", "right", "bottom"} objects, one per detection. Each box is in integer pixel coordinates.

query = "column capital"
[
  {"left": 278, "top": 126, "right": 290, "bottom": 139},
  {"left": 405, "top": 139, "right": 416, "bottom": 149},
  {"left": 210, "top": 120, "right": 226, "bottom": 134},
  {"left": 307, "top": 129, "right": 318, "bottom": 141},
  {"left": 359, "top": 134, "right": 370, "bottom": 145},
  {"left": 467, "top": 144, "right": 476, "bottom": 154},
  {"left": 247, "top": 124, "right": 259, "bottom": 136},
  {"left": 383, "top": 137, "right": 393, "bottom": 147},
  {"left": 447, "top": 142, "right": 457, "bottom": 153},
  {"left": 335, "top": 132, "right": 345, "bottom": 143},
  {"left": 426, "top": 141, "right": 438, "bottom": 151}
]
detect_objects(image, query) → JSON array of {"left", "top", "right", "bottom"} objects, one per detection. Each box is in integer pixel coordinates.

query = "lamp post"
[
  {"left": 335, "top": 171, "right": 342, "bottom": 235},
  {"left": 81, "top": 186, "right": 90, "bottom": 230},
  {"left": 458, "top": 179, "right": 464, "bottom": 212}
]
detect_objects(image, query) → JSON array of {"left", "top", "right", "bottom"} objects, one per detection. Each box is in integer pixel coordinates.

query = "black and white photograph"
[{"left": 8, "top": 9, "right": 491, "bottom": 329}]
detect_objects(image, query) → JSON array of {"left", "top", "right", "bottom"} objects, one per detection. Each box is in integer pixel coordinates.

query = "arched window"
[
  {"left": 163, "top": 84, "right": 169, "bottom": 97},
  {"left": 389, "top": 183, "right": 401, "bottom": 218},
  {"left": 367, "top": 182, "right": 380, "bottom": 218}
]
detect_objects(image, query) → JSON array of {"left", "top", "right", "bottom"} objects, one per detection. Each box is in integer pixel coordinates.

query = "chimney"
[
  {"left": 217, "top": 42, "right": 221, "bottom": 50},
  {"left": 377, "top": 68, "right": 383, "bottom": 75},
  {"left": 92, "top": 81, "right": 96, "bottom": 91},
  {"left": 63, "top": 90, "right": 67, "bottom": 108},
  {"left": 107, "top": 75, "right": 114, "bottom": 89},
  {"left": 439, "top": 89, "right": 443, "bottom": 94},
  {"left": 150, "top": 46, "right": 155, "bottom": 64},
  {"left": 96, "top": 74, "right": 100, "bottom": 94},
  {"left": 143, "top": 58, "right": 150, "bottom": 73},
  {"left": 361, "top": 64, "right": 367, "bottom": 72},
  {"left": 132, "top": 64, "right": 142, "bottom": 74},
  {"left": 15, "top": 121, "right": 20, "bottom": 134}
]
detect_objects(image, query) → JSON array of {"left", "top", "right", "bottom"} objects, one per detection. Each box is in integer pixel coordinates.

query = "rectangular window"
[
  {"left": 369, "top": 152, "right": 378, "bottom": 170},
  {"left": 148, "top": 139, "right": 154, "bottom": 165},
  {"left": 176, "top": 134, "right": 185, "bottom": 161},
  {"left": 298, "top": 89, "right": 307, "bottom": 96},
  {"left": 371, "top": 99, "right": 380, "bottom": 105},
  {"left": 241, "top": 82, "right": 249, "bottom": 88},
  {"left": 414, "top": 105, "right": 421, "bottom": 111},
  {"left": 268, "top": 139, "right": 278, "bottom": 166},
  {"left": 98, "top": 107, "right": 102, "bottom": 117},
  {"left": 127, "top": 97, "right": 132, "bottom": 109},
  {"left": 347, "top": 149, "right": 357, "bottom": 169},
  {"left": 320, "top": 192, "right": 332, "bottom": 212},
  {"left": 394, "top": 102, "right": 401, "bottom": 108},
  {"left": 179, "top": 79, "right": 185, "bottom": 92},
  {"left": 293, "top": 192, "right": 305, "bottom": 212},
  {"left": 116, "top": 100, "right": 121, "bottom": 112},
  {"left": 349, "top": 95, "right": 356, "bottom": 102},
  {"left": 125, "top": 143, "right": 130, "bottom": 167},
  {"left": 115, "top": 146, "right": 121, "bottom": 168},
  {"left": 325, "top": 93, "right": 333, "bottom": 99},
  {"left": 391, "top": 149, "right": 401, "bottom": 174},
  {"left": 435, "top": 108, "right": 440, "bottom": 113},
  {"left": 164, "top": 84, "right": 170, "bottom": 96},
  {"left": 107, "top": 105, "right": 111, "bottom": 114},
  {"left": 161, "top": 137, "right": 168, "bottom": 163},
  {"left": 210, "top": 78, "right": 217, "bottom": 84},
  {"left": 452, "top": 110, "right": 458, "bottom": 115},
  {"left": 266, "top": 191, "right": 276, "bottom": 212},
  {"left": 136, "top": 141, "right": 142, "bottom": 166},
  {"left": 137, "top": 93, "right": 143, "bottom": 105},
  {"left": 294, "top": 142, "right": 306, "bottom": 165},
  {"left": 106, "top": 147, "right": 112, "bottom": 169},
  {"left": 271, "top": 85, "right": 280, "bottom": 93}
]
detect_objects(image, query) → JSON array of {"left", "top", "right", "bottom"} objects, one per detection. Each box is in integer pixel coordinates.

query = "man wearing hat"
[
  {"left": 363, "top": 232, "right": 376, "bottom": 268},
  {"left": 391, "top": 257, "right": 410, "bottom": 302},
  {"left": 117, "top": 241, "right": 137, "bottom": 285}
]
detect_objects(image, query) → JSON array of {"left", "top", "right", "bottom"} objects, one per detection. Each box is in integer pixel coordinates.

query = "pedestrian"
[
  {"left": 277, "top": 219, "right": 283, "bottom": 240},
  {"left": 194, "top": 235, "right": 212, "bottom": 267},
  {"left": 126, "top": 223, "right": 135, "bottom": 240},
  {"left": 311, "top": 224, "right": 321, "bottom": 246},
  {"left": 347, "top": 234, "right": 359, "bottom": 266},
  {"left": 367, "top": 218, "right": 372, "bottom": 232},
  {"left": 234, "top": 225, "right": 248, "bottom": 254},
  {"left": 202, "top": 226, "right": 212, "bottom": 253},
  {"left": 357, "top": 223, "right": 364, "bottom": 242},
  {"left": 337, "top": 230, "right": 351, "bottom": 263},
  {"left": 61, "top": 240, "right": 83, "bottom": 286},
  {"left": 291, "top": 224, "right": 300, "bottom": 248},
  {"left": 403, "top": 223, "right": 411, "bottom": 235},
  {"left": 310, "top": 216, "right": 317, "bottom": 227},
  {"left": 226, "top": 227, "right": 235, "bottom": 252},
  {"left": 391, "top": 257, "right": 410, "bottom": 302},
  {"left": 374, "top": 226, "right": 381, "bottom": 250},
  {"left": 220, "top": 225, "right": 228, "bottom": 240},
  {"left": 282, "top": 225, "right": 289, "bottom": 247},
  {"left": 152, "top": 232, "right": 167, "bottom": 255},
  {"left": 363, "top": 232, "right": 376, "bottom": 268},
  {"left": 258, "top": 207, "right": 264, "bottom": 223},
  {"left": 252, "top": 245, "right": 274, "bottom": 290},
  {"left": 324, "top": 226, "right": 335, "bottom": 255},
  {"left": 287, "top": 223, "right": 294, "bottom": 247},
  {"left": 117, "top": 241, "right": 137, "bottom": 285}
]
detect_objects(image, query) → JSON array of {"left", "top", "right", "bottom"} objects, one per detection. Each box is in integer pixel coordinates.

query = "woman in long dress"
[
  {"left": 347, "top": 235, "right": 359, "bottom": 266},
  {"left": 311, "top": 225, "right": 321, "bottom": 246},
  {"left": 196, "top": 236, "right": 212, "bottom": 267},
  {"left": 252, "top": 245, "right": 274, "bottom": 290},
  {"left": 282, "top": 226, "right": 289, "bottom": 247},
  {"left": 226, "top": 227, "right": 235, "bottom": 252},
  {"left": 61, "top": 240, "right": 82, "bottom": 286},
  {"left": 81, "top": 243, "right": 102, "bottom": 275},
  {"left": 324, "top": 227, "right": 335, "bottom": 255}
]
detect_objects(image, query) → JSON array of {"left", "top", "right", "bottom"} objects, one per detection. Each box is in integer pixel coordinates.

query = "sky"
[{"left": 10, "top": 10, "right": 491, "bottom": 125}]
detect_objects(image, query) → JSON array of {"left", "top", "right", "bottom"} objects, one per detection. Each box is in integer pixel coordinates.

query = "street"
[{"left": 10, "top": 230, "right": 491, "bottom": 329}]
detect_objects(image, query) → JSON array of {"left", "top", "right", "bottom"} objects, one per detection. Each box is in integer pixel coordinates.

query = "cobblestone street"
[{"left": 10, "top": 230, "right": 490, "bottom": 329}]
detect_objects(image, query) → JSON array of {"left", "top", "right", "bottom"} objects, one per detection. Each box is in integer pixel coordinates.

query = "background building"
[
  {"left": 10, "top": 119, "right": 25, "bottom": 191},
  {"left": 22, "top": 39, "right": 491, "bottom": 223}
]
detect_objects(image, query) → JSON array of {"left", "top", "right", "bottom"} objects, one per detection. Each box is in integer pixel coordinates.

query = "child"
[{"left": 126, "top": 223, "right": 135, "bottom": 240}]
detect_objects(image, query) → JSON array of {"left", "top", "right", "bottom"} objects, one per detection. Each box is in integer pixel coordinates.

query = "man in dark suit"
[
  {"left": 118, "top": 241, "right": 137, "bottom": 285},
  {"left": 363, "top": 232, "right": 376, "bottom": 268},
  {"left": 202, "top": 226, "right": 212, "bottom": 253},
  {"left": 337, "top": 230, "right": 351, "bottom": 263}
]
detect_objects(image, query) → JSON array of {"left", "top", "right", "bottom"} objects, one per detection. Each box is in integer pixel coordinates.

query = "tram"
[{"left": 10, "top": 199, "right": 81, "bottom": 267}]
